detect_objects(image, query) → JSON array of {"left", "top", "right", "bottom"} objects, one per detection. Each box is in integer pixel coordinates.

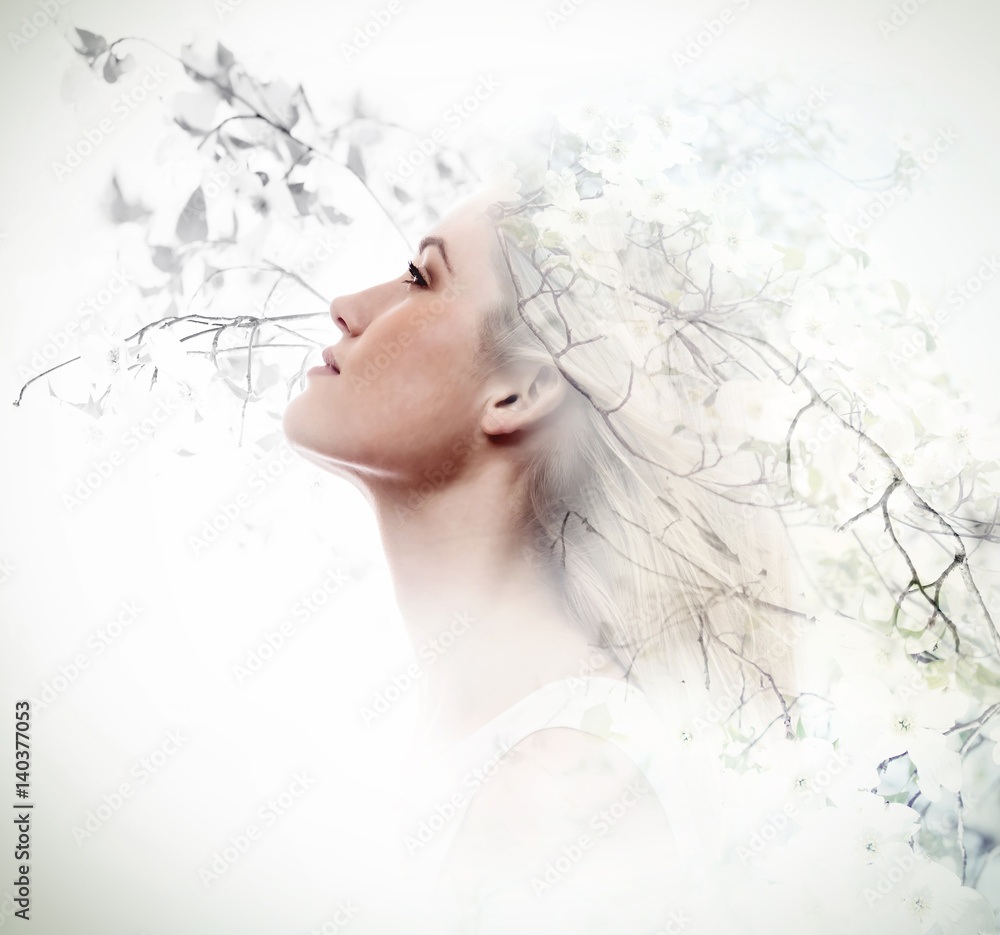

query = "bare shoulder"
[{"left": 438, "top": 727, "right": 684, "bottom": 933}]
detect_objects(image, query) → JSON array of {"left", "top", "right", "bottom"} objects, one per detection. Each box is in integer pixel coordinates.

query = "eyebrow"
[{"left": 418, "top": 236, "right": 453, "bottom": 275}]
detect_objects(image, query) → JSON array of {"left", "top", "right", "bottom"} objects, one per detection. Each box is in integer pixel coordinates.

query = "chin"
[
  {"left": 281, "top": 394, "right": 329, "bottom": 458},
  {"left": 280, "top": 398, "right": 364, "bottom": 487}
]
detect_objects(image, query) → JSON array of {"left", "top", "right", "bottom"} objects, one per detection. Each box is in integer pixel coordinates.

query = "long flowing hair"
[{"left": 467, "top": 172, "right": 805, "bottom": 861}]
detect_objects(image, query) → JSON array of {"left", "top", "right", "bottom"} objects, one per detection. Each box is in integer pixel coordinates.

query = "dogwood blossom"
[
  {"left": 832, "top": 674, "right": 969, "bottom": 801},
  {"left": 705, "top": 203, "right": 782, "bottom": 278}
]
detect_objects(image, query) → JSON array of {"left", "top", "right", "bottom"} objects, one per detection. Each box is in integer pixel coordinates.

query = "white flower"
[
  {"left": 564, "top": 240, "right": 626, "bottom": 289},
  {"left": 784, "top": 281, "right": 862, "bottom": 363},
  {"left": 869, "top": 398, "right": 1000, "bottom": 488},
  {"left": 981, "top": 714, "right": 1000, "bottom": 766},
  {"left": 602, "top": 172, "right": 687, "bottom": 227},
  {"left": 807, "top": 616, "right": 918, "bottom": 689},
  {"left": 866, "top": 413, "right": 972, "bottom": 489},
  {"left": 817, "top": 789, "right": 920, "bottom": 869},
  {"left": 229, "top": 151, "right": 298, "bottom": 226},
  {"left": 143, "top": 328, "right": 204, "bottom": 386},
  {"left": 706, "top": 204, "right": 782, "bottom": 278},
  {"left": 832, "top": 675, "right": 969, "bottom": 801},
  {"left": 533, "top": 189, "right": 626, "bottom": 254},
  {"left": 579, "top": 111, "right": 702, "bottom": 183},
  {"left": 749, "top": 736, "right": 873, "bottom": 822},
  {"left": 77, "top": 328, "right": 143, "bottom": 414},
  {"left": 541, "top": 167, "right": 583, "bottom": 211},
  {"left": 844, "top": 327, "right": 898, "bottom": 405},
  {"left": 878, "top": 859, "right": 995, "bottom": 935},
  {"left": 555, "top": 98, "right": 638, "bottom": 148},
  {"left": 709, "top": 376, "right": 811, "bottom": 447},
  {"left": 651, "top": 107, "right": 709, "bottom": 151},
  {"left": 916, "top": 397, "right": 1000, "bottom": 463},
  {"left": 79, "top": 328, "right": 129, "bottom": 383}
]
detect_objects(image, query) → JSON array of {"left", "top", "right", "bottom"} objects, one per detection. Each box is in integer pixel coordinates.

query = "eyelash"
[{"left": 404, "top": 261, "right": 429, "bottom": 288}]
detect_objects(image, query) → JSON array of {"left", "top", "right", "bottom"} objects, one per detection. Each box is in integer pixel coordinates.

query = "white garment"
[{"left": 382, "top": 675, "right": 711, "bottom": 933}]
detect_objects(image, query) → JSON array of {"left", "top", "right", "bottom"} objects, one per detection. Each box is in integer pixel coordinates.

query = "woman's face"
[{"left": 281, "top": 201, "right": 510, "bottom": 486}]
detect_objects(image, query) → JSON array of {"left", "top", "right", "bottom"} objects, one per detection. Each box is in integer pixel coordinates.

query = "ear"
[{"left": 481, "top": 361, "right": 569, "bottom": 436}]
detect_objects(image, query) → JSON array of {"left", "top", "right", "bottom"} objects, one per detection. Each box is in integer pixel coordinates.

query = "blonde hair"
[{"left": 476, "top": 193, "right": 803, "bottom": 749}]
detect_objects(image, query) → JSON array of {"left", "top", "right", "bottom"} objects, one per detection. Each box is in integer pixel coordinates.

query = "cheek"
[
  {"left": 282, "top": 316, "right": 484, "bottom": 473},
  {"left": 357, "top": 331, "right": 481, "bottom": 460},
  {"left": 359, "top": 307, "right": 476, "bottom": 400}
]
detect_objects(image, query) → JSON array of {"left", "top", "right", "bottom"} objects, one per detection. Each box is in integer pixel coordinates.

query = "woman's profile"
[
  {"left": 6, "top": 23, "right": 999, "bottom": 933},
  {"left": 280, "top": 162, "right": 801, "bottom": 932}
]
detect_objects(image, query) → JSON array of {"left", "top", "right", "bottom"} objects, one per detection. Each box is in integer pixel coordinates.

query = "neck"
[{"left": 367, "top": 454, "right": 623, "bottom": 757}]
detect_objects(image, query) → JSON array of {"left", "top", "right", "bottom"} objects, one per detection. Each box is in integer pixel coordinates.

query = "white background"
[{"left": 1, "top": 0, "right": 999, "bottom": 932}]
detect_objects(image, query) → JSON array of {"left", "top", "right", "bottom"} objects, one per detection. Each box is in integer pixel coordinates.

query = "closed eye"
[{"left": 404, "top": 261, "right": 429, "bottom": 288}]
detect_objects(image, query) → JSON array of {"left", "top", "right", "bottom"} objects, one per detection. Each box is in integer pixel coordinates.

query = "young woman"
[{"left": 281, "top": 179, "right": 799, "bottom": 933}]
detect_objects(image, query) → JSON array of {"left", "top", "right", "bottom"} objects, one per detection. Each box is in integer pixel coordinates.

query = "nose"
[
  {"left": 329, "top": 296, "right": 351, "bottom": 338},
  {"left": 329, "top": 293, "right": 357, "bottom": 338},
  {"left": 328, "top": 280, "right": 399, "bottom": 338}
]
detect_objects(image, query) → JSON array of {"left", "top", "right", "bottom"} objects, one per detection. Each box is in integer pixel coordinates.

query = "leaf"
[
  {"left": 216, "top": 42, "right": 236, "bottom": 70},
  {"left": 287, "top": 182, "right": 315, "bottom": 217},
  {"left": 807, "top": 465, "right": 823, "bottom": 498},
  {"left": 102, "top": 52, "right": 134, "bottom": 84},
  {"left": 107, "top": 174, "right": 150, "bottom": 224},
  {"left": 176, "top": 187, "right": 208, "bottom": 243},
  {"left": 580, "top": 702, "right": 613, "bottom": 739},
  {"left": 320, "top": 205, "right": 352, "bottom": 225},
  {"left": 538, "top": 230, "right": 562, "bottom": 249},
  {"left": 253, "top": 363, "right": 282, "bottom": 392},
  {"left": 676, "top": 331, "right": 704, "bottom": 363},
  {"left": 254, "top": 430, "right": 287, "bottom": 453},
  {"left": 346, "top": 143, "right": 366, "bottom": 184},
  {"left": 782, "top": 246, "right": 806, "bottom": 271},
  {"left": 171, "top": 88, "right": 224, "bottom": 134},
  {"left": 351, "top": 89, "right": 365, "bottom": 120},
  {"left": 844, "top": 246, "right": 869, "bottom": 269},
  {"left": 284, "top": 136, "right": 310, "bottom": 168},
  {"left": 67, "top": 394, "right": 105, "bottom": 419},
  {"left": 498, "top": 215, "right": 540, "bottom": 248},
  {"left": 917, "top": 323, "right": 936, "bottom": 352},
  {"left": 74, "top": 28, "right": 108, "bottom": 60},
  {"left": 221, "top": 378, "right": 250, "bottom": 400},
  {"left": 891, "top": 279, "right": 910, "bottom": 314},
  {"left": 661, "top": 289, "right": 683, "bottom": 306},
  {"left": 151, "top": 245, "right": 178, "bottom": 273},
  {"left": 259, "top": 77, "right": 299, "bottom": 130},
  {"left": 693, "top": 521, "right": 739, "bottom": 561},
  {"left": 435, "top": 155, "right": 453, "bottom": 179},
  {"left": 882, "top": 791, "right": 912, "bottom": 804}
]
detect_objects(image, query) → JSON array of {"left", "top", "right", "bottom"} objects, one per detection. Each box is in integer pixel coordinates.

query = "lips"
[{"left": 321, "top": 347, "right": 341, "bottom": 374}]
